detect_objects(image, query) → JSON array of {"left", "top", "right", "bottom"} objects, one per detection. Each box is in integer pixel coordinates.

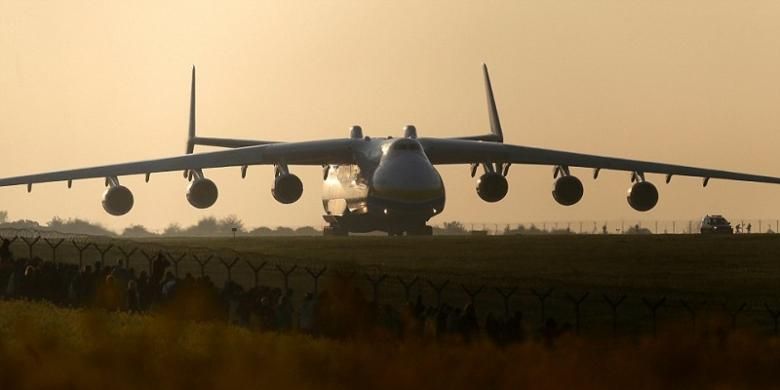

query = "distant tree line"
[
  {"left": 0, "top": 210, "right": 659, "bottom": 237},
  {"left": 0, "top": 212, "right": 321, "bottom": 237}
]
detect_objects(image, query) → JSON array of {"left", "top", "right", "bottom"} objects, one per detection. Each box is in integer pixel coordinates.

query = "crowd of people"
[{"left": 0, "top": 238, "right": 561, "bottom": 345}]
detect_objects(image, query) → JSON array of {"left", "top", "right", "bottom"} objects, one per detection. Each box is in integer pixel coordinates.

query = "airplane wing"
[
  {"left": 420, "top": 138, "right": 780, "bottom": 185},
  {"left": 426, "top": 64, "right": 780, "bottom": 185},
  {"left": 0, "top": 139, "right": 355, "bottom": 188}
]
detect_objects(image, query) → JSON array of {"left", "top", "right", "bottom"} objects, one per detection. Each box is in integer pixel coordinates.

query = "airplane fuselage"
[{"left": 321, "top": 137, "right": 445, "bottom": 234}]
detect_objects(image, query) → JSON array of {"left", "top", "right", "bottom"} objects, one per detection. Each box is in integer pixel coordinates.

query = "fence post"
[
  {"left": 764, "top": 303, "right": 780, "bottom": 335},
  {"left": 722, "top": 302, "right": 748, "bottom": 331},
  {"left": 461, "top": 284, "right": 485, "bottom": 306},
  {"left": 680, "top": 299, "right": 706, "bottom": 330},
  {"left": 43, "top": 238, "right": 65, "bottom": 263},
  {"left": 603, "top": 294, "right": 627, "bottom": 335},
  {"left": 397, "top": 276, "right": 419, "bottom": 303},
  {"left": 426, "top": 279, "right": 450, "bottom": 307},
  {"left": 71, "top": 240, "right": 92, "bottom": 269},
  {"left": 0, "top": 235, "right": 18, "bottom": 245},
  {"left": 365, "top": 273, "right": 387, "bottom": 303},
  {"left": 192, "top": 255, "right": 213, "bottom": 278},
  {"left": 304, "top": 266, "right": 327, "bottom": 294},
  {"left": 275, "top": 264, "right": 298, "bottom": 293},
  {"left": 93, "top": 243, "right": 115, "bottom": 264},
  {"left": 566, "top": 292, "right": 589, "bottom": 335},
  {"left": 117, "top": 247, "right": 137, "bottom": 269},
  {"left": 531, "top": 288, "right": 554, "bottom": 324},
  {"left": 642, "top": 297, "right": 666, "bottom": 337},
  {"left": 140, "top": 250, "right": 158, "bottom": 274},
  {"left": 20, "top": 236, "right": 40, "bottom": 259},
  {"left": 219, "top": 257, "right": 240, "bottom": 282},
  {"left": 246, "top": 260, "right": 267, "bottom": 288},
  {"left": 496, "top": 287, "right": 518, "bottom": 318},
  {"left": 166, "top": 253, "right": 186, "bottom": 278}
]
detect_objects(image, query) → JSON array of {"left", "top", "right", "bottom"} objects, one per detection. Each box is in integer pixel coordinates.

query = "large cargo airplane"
[{"left": 1, "top": 65, "right": 779, "bottom": 235}]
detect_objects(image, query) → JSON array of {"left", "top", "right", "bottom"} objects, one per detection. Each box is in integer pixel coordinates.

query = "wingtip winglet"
[
  {"left": 482, "top": 63, "right": 503, "bottom": 143},
  {"left": 187, "top": 66, "right": 197, "bottom": 154}
]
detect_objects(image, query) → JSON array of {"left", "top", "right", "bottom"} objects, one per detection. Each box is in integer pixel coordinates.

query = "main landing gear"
[
  {"left": 323, "top": 225, "right": 349, "bottom": 236},
  {"left": 323, "top": 224, "right": 434, "bottom": 236}
]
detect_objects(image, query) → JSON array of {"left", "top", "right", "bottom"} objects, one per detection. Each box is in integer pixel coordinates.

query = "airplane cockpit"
[{"left": 387, "top": 138, "right": 422, "bottom": 153}]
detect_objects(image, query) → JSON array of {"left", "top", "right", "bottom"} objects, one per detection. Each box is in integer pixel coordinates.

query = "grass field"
[
  {"left": 7, "top": 233, "right": 780, "bottom": 334},
  {"left": 0, "top": 300, "right": 777, "bottom": 390},
  {"left": 3, "top": 235, "right": 780, "bottom": 388},
  {"left": 141, "top": 234, "right": 780, "bottom": 298}
]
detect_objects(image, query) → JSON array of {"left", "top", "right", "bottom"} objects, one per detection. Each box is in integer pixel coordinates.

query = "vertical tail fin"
[
  {"left": 186, "top": 66, "right": 196, "bottom": 154},
  {"left": 482, "top": 63, "right": 503, "bottom": 143}
]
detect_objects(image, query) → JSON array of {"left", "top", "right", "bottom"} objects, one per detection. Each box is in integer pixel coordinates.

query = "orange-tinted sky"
[{"left": 1, "top": 0, "right": 780, "bottom": 231}]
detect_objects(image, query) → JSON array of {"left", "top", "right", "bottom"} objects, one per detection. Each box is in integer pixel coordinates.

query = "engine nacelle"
[
  {"left": 552, "top": 175, "right": 584, "bottom": 206},
  {"left": 627, "top": 181, "right": 658, "bottom": 212},
  {"left": 102, "top": 185, "right": 134, "bottom": 216},
  {"left": 187, "top": 178, "right": 218, "bottom": 209},
  {"left": 477, "top": 172, "right": 508, "bottom": 203},
  {"left": 272, "top": 173, "right": 303, "bottom": 204}
]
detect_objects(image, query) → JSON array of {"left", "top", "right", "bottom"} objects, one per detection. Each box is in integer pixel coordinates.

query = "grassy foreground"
[{"left": 0, "top": 300, "right": 778, "bottom": 389}]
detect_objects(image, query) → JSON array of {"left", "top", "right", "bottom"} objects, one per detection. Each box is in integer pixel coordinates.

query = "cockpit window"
[{"left": 391, "top": 141, "right": 421, "bottom": 152}]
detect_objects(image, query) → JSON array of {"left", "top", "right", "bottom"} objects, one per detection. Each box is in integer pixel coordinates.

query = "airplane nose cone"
[{"left": 372, "top": 156, "right": 444, "bottom": 202}]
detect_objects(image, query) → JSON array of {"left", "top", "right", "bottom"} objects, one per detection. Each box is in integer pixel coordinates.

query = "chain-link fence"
[
  {"left": 453, "top": 218, "right": 780, "bottom": 235},
  {"left": 1, "top": 228, "right": 778, "bottom": 337}
]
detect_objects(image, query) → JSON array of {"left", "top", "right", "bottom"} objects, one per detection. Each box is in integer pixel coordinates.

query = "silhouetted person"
[
  {"left": 276, "top": 294, "right": 294, "bottom": 330},
  {"left": 257, "top": 296, "right": 275, "bottom": 329},
  {"left": 435, "top": 304, "right": 449, "bottom": 336},
  {"left": 161, "top": 271, "right": 176, "bottom": 301},
  {"left": 747, "top": 223, "right": 752, "bottom": 234},
  {"left": 299, "top": 292, "right": 315, "bottom": 333},
  {"left": 20, "top": 264, "right": 38, "bottom": 300},
  {"left": 506, "top": 311, "right": 525, "bottom": 343},
  {"left": 98, "top": 274, "right": 121, "bottom": 311},
  {"left": 151, "top": 252, "right": 170, "bottom": 285},
  {"left": 68, "top": 267, "right": 84, "bottom": 306},
  {"left": 127, "top": 280, "right": 141, "bottom": 313},
  {"left": 137, "top": 271, "right": 152, "bottom": 310},
  {"left": 541, "top": 318, "right": 560, "bottom": 347},
  {"left": 446, "top": 307, "right": 461, "bottom": 334},
  {"left": 485, "top": 312, "right": 500, "bottom": 343},
  {"left": 414, "top": 294, "right": 425, "bottom": 319},
  {"left": 0, "top": 239, "right": 13, "bottom": 263},
  {"left": 460, "top": 303, "right": 479, "bottom": 342}
]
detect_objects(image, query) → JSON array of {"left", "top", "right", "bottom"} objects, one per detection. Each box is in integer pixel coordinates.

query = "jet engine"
[
  {"left": 477, "top": 172, "right": 508, "bottom": 202},
  {"left": 552, "top": 175, "right": 584, "bottom": 206},
  {"left": 272, "top": 173, "right": 303, "bottom": 204},
  {"left": 627, "top": 181, "right": 658, "bottom": 212},
  {"left": 187, "top": 178, "right": 218, "bottom": 209},
  {"left": 102, "top": 185, "right": 134, "bottom": 216}
]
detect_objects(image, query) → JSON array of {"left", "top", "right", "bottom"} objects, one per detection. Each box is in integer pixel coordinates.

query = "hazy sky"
[{"left": 1, "top": 0, "right": 780, "bottom": 231}]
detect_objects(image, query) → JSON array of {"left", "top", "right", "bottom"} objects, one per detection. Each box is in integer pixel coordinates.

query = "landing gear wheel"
[
  {"left": 407, "top": 226, "right": 433, "bottom": 236},
  {"left": 323, "top": 226, "right": 348, "bottom": 236}
]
